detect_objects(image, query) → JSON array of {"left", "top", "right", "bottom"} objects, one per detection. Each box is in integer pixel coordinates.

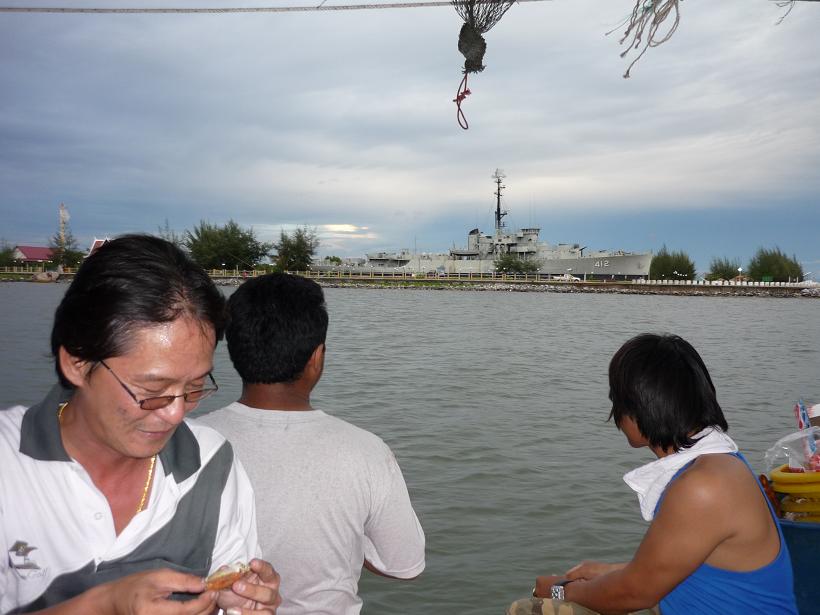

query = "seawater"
[{"left": 1, "top": 282, "right": 818, "bottom": 614}]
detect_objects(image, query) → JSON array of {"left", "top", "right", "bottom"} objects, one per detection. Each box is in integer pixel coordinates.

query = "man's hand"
[
  {"left": 101, "top": 568, "right": 216, "bottom": 615},
  {"left": 215, "top": 558, "right": 282, "bottom": 614}
]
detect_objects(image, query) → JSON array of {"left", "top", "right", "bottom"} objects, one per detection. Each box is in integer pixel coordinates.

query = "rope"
[
  {"left": 615, "top": 0, "right": 680, "bottom": 79},
  {"left": 775, "top": 1, "right": 796, "bottom": 24},
  {"left": 0, "top": 0, "right": 548, "bottom": 14},
  {"left": 453, "top": 72, "right": 471, "bottom": 130}
]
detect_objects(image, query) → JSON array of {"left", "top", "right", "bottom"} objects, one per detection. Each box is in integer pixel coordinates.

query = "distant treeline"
[
  {"left": 649, "top": 245, "right": 804, "bottom": 283},
  {"left": 1, "top": 219, "right": 806, "bottom": 284}
]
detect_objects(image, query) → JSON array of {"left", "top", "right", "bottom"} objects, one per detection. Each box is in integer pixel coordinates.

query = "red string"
[{"left": 453, "top": 73, "right": 471, "bottom": 130}]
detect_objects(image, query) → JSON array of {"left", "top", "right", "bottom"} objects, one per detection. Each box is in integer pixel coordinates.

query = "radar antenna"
[{"left": 492, "top": 169, "right": 507, "bottom": 233}]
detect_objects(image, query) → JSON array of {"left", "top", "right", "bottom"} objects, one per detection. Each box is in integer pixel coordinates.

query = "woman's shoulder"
[
  {"left": 667, "top": 453, "right": 757, "bottom": 509},
  {"left": 690, "top": 452, "right": 750, "bottom": 478}
]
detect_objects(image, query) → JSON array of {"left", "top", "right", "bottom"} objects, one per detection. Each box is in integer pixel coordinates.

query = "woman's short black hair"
[
  {"left": 226, "top": 273, "right": 328, "bottom": 384},
  {"left": 51, "top": 234, "right": 227, "bottom": 388},
  {"left": 608, "top": 333, "right": 728, "bottom": 452}
]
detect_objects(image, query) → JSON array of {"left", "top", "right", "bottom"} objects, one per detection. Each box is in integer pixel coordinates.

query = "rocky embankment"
[
  {"left": 304, "top": 280, "right": 820, "bottom": 298},
  {"left": 6, "top": 274, "right": 816, "bottom": 298}
]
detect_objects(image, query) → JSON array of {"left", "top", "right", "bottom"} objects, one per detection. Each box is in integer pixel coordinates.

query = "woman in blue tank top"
[{"left": 532, "top": 333, "right": 798, "bottom": 614}]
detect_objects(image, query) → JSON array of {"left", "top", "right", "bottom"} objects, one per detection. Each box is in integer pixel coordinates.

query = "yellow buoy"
[
  {"left": 781, "top": 495, "right": 820, "bottom": 513},
  {"left": 770, "top": 464, "right": 820, "bottom": 484},
  {"left": 772, "top": 481, "right": 820, "bottom": 495}
]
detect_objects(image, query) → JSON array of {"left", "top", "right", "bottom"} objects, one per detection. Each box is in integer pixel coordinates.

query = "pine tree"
[
  {"left": 185, "top": 220, "right": 272, "bottom": 269},
  {"left": 706, "top": 257, "right": 742, "bottom": 281},
  {"left": 48, "top": 223, "right": 84, "bottom": 267},
  {"left": 273, "top": 227, "right": 320, "bottom": 272},
  {"left": 649, "top": 245, "right": 696, "bottom": 280},
  {"left": 746, "top": 247, "right": 803, "bottom": 282}
]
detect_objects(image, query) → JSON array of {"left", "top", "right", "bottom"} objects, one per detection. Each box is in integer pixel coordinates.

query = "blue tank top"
[{"left": 655, "top": 452, "right": 798, "bottom": 615}]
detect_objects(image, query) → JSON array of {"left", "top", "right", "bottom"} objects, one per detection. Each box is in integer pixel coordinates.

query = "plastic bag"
[
  {"left": 795, "top": 399, "right": 820, "bottom": 429},
  {"left": 764, "top": 426, "right": 820, "bottom": 473}
]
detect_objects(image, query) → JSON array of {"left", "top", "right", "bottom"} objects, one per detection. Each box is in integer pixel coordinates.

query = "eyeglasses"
[{"left": 99, "top": 360, "right": 219, "bottom": 411}]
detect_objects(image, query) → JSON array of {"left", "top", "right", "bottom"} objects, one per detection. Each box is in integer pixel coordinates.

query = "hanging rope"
[
  {"left": 774, "top": 1, "right": 796, "bottom": 24},
  {"left": 451, "top": 0, "right": 515, "bottom": 129},
  {"left": 453, "top": 72, "right": 471, "bottom": 129},
  {"left": 609, "top": 0, "right": 681, "bottom": 79}
]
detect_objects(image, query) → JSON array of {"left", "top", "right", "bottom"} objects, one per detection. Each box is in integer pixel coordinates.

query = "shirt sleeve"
[
  {"left": 363, "top": 446, "right": 426, "bottom": 578},
  {"left": 210, "top": 453, "right": 261, "bottom": 574}
]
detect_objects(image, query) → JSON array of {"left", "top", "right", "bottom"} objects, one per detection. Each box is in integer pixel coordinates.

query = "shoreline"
[
  {"left": 224, "top": 278, "right": 820, "bottom": 298},
  {"left": 3, "top": 274, "right": 817, "bottom": 298}
]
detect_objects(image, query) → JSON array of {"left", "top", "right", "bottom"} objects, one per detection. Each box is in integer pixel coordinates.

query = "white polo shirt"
[{"left": 0, "top": 384, "right": 259, "bottom": 614}]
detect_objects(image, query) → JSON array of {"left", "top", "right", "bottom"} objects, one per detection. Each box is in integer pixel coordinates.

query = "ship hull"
[{"left": 400, "top": 253, "right": 649, "bottom": 279}]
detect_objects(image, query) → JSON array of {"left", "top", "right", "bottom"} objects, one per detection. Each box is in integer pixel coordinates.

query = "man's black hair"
[
  {"left": 608, "top": 333, "right": 728, "bottom": 452},
  {"left": 226, "top": 273, "right": 328, "bottom": 384},
  {"left": 51, "top": 234, "right": 227, "bottom": 388}
]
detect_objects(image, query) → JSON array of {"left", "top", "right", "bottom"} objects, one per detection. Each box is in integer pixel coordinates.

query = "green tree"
[
  {"left": 48, "top": 226, "right": 85, "bottom": 268},
  {"left": 494, "top": 253, "right": 540, "bottom": 274},
  {"left": 649, "top": 245, "right": 696, "bottom": 280},
  {"left": 273, "top": 227, "right": 320, "bottom": 271},
  {"left": 706, "top": 256, "right": 742, "bottom": 281},
  {"left": 0, "top": 241, "right": 15, "bottom": 267},
  {"left": 185, "top": 220, "right": 272, "bottom": 269},
  {"left": 323, "top": 255, "right": 343, "bottom": 266},
  {"left": 746, "top": 247, "right": 803, "bottom": 282}
]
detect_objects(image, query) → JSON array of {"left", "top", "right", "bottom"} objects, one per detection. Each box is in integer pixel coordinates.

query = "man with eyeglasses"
[{"left": 0, "top": 235, "right": 281, "bottom": 614}]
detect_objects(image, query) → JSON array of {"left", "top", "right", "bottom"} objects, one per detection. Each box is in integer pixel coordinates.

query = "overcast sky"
[{"left": 1, "top": 0, "right": 818, "bottom": 276}]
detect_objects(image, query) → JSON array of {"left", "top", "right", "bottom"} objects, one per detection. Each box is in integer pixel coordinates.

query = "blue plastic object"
[{"left": 780, "top": 519, "right": 820, "bottom": 615}]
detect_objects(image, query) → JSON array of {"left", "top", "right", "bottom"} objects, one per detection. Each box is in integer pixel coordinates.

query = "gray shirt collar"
[{"left": 20, "top": 383, "right": 201, "bottom": 482}]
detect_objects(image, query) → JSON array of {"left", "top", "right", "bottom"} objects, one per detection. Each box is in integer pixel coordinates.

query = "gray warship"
[{"left": 361, "top": 171, "right": 651, "bottom": 280}]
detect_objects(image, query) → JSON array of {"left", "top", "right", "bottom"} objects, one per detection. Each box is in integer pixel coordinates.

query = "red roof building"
[
  {"left": 12, "top": 246, "right": 54, "bottom": 263},
  {"left": 87, "top": 237, "right": 110, "bottom": 257}
]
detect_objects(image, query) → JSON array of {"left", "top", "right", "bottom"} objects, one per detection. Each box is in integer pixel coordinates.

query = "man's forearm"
[
  {"left": 564, "top": 569, "right": 657, "bottom": 615},
  {"left": 24, "top": 583, "right": 110, "bottom": 615}
]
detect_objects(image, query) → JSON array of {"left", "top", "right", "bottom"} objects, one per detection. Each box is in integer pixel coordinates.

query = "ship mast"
[{"left": 492, "top": 169, "right": 507, "bottom": 234}]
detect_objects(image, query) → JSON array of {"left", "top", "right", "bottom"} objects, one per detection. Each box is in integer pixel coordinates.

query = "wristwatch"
[{"left": 550, "top": 578, "right": 572, "bottom": 601}]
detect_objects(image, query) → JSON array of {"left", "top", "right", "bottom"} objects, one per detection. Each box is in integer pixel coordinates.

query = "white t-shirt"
[
  {"left": 1, "top": 385, "right": 259, "bottom": 613},
  {"left": 198, "top": 402, "right": 426, "bottom": 615}
]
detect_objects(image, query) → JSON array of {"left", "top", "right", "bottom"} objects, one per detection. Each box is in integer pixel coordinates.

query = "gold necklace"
[
  {"left": 136, "top": 455, "right": 157, "bottom": 514},
  {"left": 58, "top": 401, "right": 157, "bottom": 515}
]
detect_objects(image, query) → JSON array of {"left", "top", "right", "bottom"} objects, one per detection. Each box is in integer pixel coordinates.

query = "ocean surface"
[{"left": 2, "top": 282, "right": 818, "bottom": 614}]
